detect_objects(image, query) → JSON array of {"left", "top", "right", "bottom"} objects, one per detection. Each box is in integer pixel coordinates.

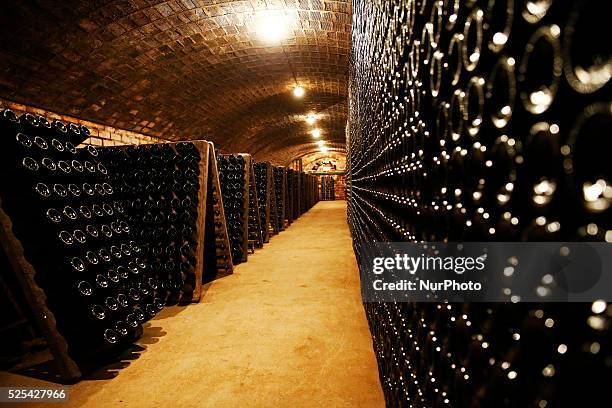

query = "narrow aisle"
[{"left": 3, "top": 201, "right": 384, "bottom": 408}]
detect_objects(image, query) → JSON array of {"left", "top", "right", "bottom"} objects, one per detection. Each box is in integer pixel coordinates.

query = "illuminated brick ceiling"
[{"left": 0, "top": 0, "right": 350, "bottom": 164}]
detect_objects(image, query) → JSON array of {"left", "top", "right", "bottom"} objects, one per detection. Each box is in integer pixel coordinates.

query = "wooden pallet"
[
  {"left": 0, "top": 247, "right": 39, "bottom": 351},
  {"left": 0, "top": 199, "right": 82, "bottom": 382},
  {"left": 190, "top": 141, "right": 209, "bottom": 301},
  {"left": 202, "top": 142, "right": 233, "bottom": 281}
]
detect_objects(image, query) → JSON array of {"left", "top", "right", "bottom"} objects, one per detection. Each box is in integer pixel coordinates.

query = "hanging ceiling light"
[
  {"left": 293, "top": 85, "right": 305, "bottom": 97},
  {"left": 311, "top": 128, "right": 321, "bottom": 138},
  {"left": 256, "top": 10, "right": 289, "bottom": 44}
]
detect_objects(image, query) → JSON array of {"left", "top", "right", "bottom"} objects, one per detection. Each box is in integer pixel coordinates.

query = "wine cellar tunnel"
[{"left": 0, "top": 1, "right": 610, "bottom": 407}]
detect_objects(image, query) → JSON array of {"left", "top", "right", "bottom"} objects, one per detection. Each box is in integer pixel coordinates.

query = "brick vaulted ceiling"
[{"left": 0, "top": 0, "right": 350, "bottom": 164}]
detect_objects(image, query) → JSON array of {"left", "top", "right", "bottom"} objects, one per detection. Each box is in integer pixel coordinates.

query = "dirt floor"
[{"left": 0, "top": 200, "right": 384, "bottom": 407}]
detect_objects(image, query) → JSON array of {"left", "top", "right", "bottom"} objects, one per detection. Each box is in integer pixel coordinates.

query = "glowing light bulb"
[
  {"left": 311, "top": 128, "right": 321, "bottom": 138},
  {"left": 306, "top": 113, "right": 317, "bottom": 124},
  {"left": 316, "top": 140, "right": 326, "bottom": 147},
  {"left": 591, "top": 300, "right": 607, "bottom": 314},
  {"left": 293, "top": 85, "right": 305, "bottom": 97},
  {"left": 256, "top": 10, "right": 289, "bottom": 44}
]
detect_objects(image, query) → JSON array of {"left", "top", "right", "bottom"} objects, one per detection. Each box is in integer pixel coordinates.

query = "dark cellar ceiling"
[{"left": 0, "top": 0, "right": 350, "bottom": 164}]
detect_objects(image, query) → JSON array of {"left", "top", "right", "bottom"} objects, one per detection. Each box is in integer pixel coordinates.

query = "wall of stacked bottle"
[
  {"left": 98, "top": 141, "right": 210, "bottom": 304},
  {"left": 217, "top": 154, "right": 250, "bottom": 264},
  {"left": 0, "top": 112, "right": 158, "bottom": 381},
  {"left": 320, "top": 176, "right": 336, "bottom": 201},
  {"left": 273, "top": 166, "right": 287, "bottom": 231},
  {"left": 348, "top": 0, "right": 610, "bottom": 406},
  {"left": 278, "top": 169, "right": 319, "bottom": 226},
  {"left": 292, "top": 170, "right": 301, "bottom": 220},
  {"left": 246, "top": 158, "right": 264, "bottom": 251},
  {"left": 300, "top": 173, "right": 318, "bottom": 213},
  {"left": 217, "top": 155, "right": 318, "bottom": 262},
  {"left": 254, "top": 162, "right": 280, "bottom": 243},
  {"left": 254, "top": 163, "right": 271, "bottom": 243},
  {"left": 267, "top": 166, "right": 280, "bottom": 235},
  {"left": 285, "top": 169, "right": 295, "bottom": 225},
  {"left": 0, "top": 110, "right": 320, "bottom": 381}
]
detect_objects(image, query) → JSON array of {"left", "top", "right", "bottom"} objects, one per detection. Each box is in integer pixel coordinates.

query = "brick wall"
[
  {"left": 0, "top": 98, "right": 167, "bottom": 147},
  {"left": 317, "top": 174, "right": 347, "bottom": 200},
  {"left": 334, "top": 175, "right": 346, "bottom": 200}
]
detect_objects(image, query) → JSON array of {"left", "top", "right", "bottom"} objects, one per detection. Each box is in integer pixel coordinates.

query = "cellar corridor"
[
  {"left": 0, "top": 201, "right": 384, "bottom": 408},
  {"left": 1, "top": 1, "right": 608, "bottom": 406}
]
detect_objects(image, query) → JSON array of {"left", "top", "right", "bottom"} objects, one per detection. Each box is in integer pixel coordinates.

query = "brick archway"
[{"left": 0, "top": 0, "right": 350, "bottom": 163}]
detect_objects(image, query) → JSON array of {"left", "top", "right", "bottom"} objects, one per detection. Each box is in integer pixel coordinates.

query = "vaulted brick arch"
[
  {"left": 271, "top": 142, "right": 346, "bottom": 165},
  {"left": 301, "top": 151, "right": 346, "bottom": 170},
  {"left": 0, "top": 0, "right": 350, "bottom": 163}
]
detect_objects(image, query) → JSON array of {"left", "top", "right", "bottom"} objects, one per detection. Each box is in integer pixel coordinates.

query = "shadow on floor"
[
  {"left": 5, "top": 275, "right": 236, "bottom": 385},
  {"left": 7, "top": 321, "right": 167, "bottom": 385},
  {"left": 80, "top": 343, "right": 147, "bottom": 382}
]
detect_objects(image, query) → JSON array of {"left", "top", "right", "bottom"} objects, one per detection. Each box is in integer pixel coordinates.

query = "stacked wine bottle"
[
  {"left": 254, "top": 162, "right": 271, "bottom": 241},
  {"left": 300, "top": 173, "right": 306, "bottom": 215},
  {"left": 285, "top": 169, "right": 296, "bottom": 224},
  {"left": 0, "top": 108, "right": 319, "bottom": 378},
  {"left": 98, "top": 142, "right": 202, "bottom": 303},
  {"left": 0, "top": 110, "right": 157, "bottom": 358},
  {"left": 247, "top": 168, "right": 262, "bottom": 248},
  {"left": 320, "top": 176, "right": 335, "bottom": 201},
  {"left": 273, "top": 166, "right": 286, "bottom": 230},
  {"left": 348, "top": 0, "right": 610, "bottom": 406},
  {"left": 302, "top": 173, "right": 318, "bottom": 213},
  {"left": 217, "top": 154, "right": 247, "bottom": 263}
]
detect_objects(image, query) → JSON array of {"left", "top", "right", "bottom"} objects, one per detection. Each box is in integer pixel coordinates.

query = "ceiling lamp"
[
  {"left": 311, "top": 128, "right": 321, "bottom": 138},
  {"left": 306, "top": 113, "right": 317, "bottom": 124},
  {"left": 256, "top": 10, "right": 289, "bottom": 44},
  {"left": 293, "top": 85, "right": 305, "bottom": 98}
]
